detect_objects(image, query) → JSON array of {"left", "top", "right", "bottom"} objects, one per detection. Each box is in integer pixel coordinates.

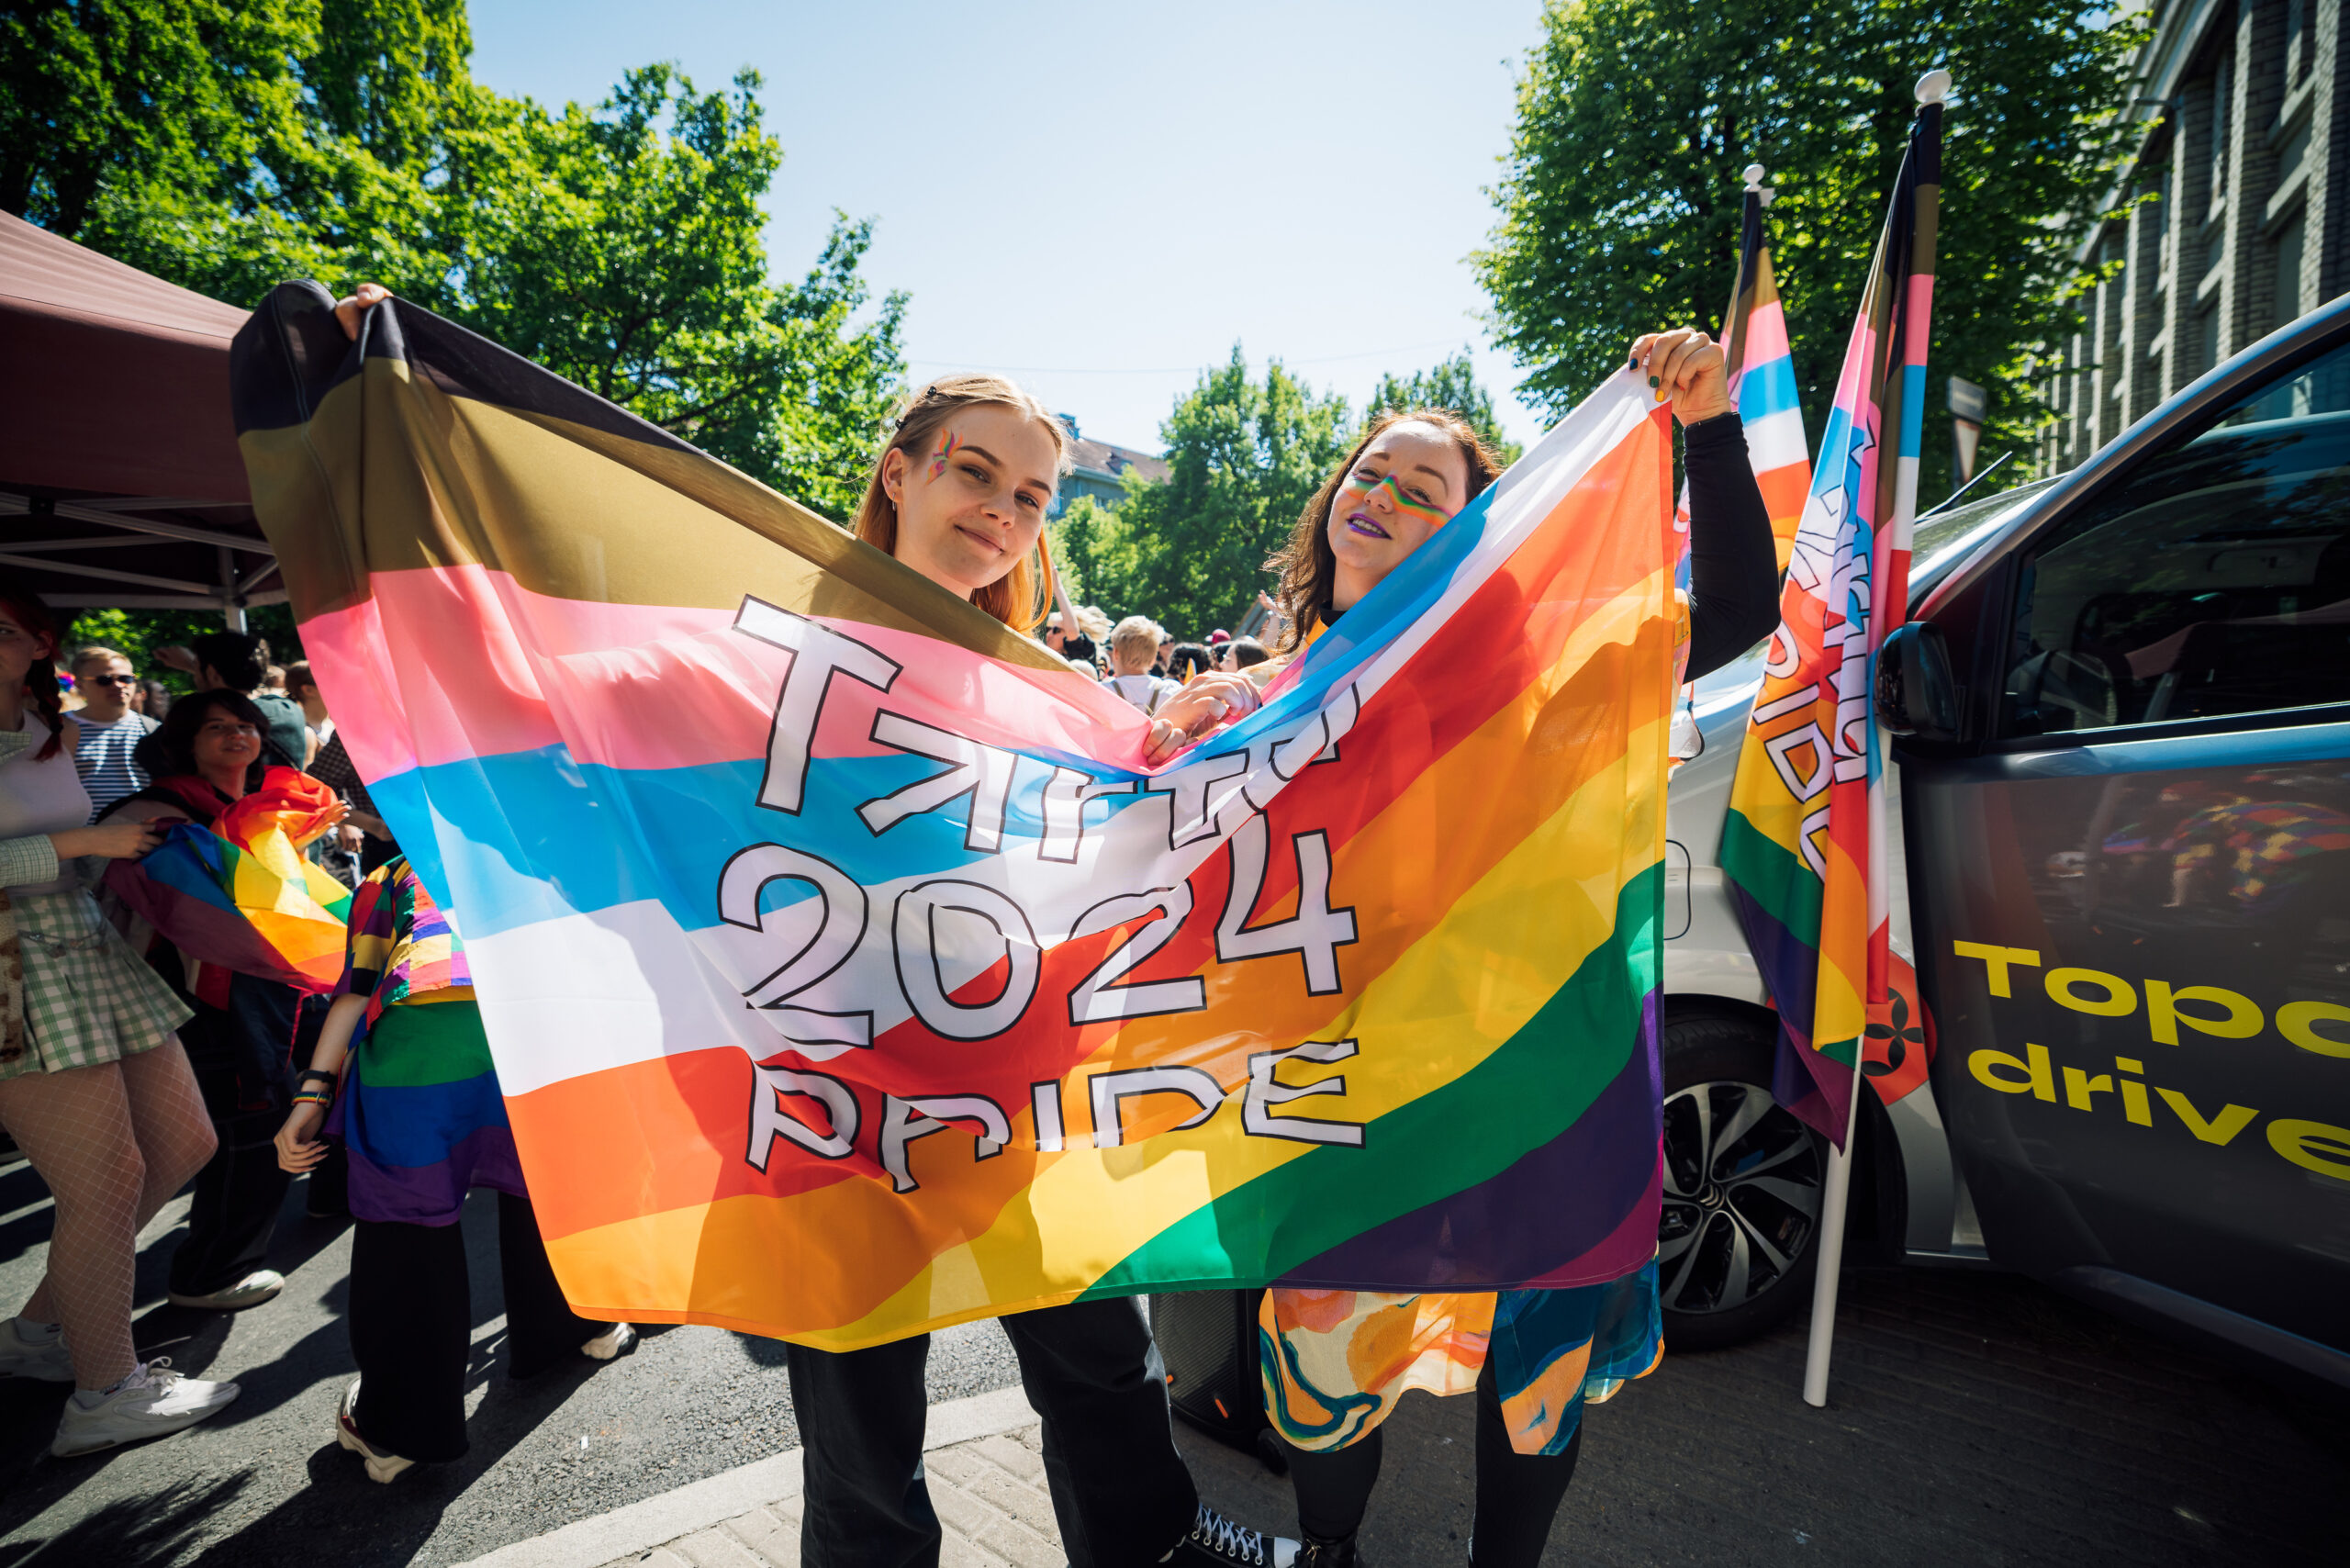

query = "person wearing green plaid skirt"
[{"left": 0, "top": 577, "right": 238, "bottom": 1457}]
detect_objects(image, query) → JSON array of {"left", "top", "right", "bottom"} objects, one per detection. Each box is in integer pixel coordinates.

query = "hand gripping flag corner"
[{"left": 229, "top": 286, "right": 1684, "bottom": 1346}]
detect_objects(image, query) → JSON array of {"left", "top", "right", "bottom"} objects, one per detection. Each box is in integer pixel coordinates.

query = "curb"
[{"left": 452, "top": 1383, "right": 1039, "bottom": 1568}]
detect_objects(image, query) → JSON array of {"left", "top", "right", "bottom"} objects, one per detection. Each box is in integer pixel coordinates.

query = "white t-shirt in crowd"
[
  {"left": 1103, "top": 673, "right": 1179, "bottom": 714},
  {"left": 71, "top": 711, "right": 158, "bottom": 821}
]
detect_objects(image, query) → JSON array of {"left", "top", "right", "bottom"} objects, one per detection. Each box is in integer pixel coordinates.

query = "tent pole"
[
  {"left": 218, "top": 545, "right": 246, "bottom": 632},
  {"left": 1800, "top": 1068, "right": 1866, "bottom": 1406}
]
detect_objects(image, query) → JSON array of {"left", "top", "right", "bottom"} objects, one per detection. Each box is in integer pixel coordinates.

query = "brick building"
[{"left": 2038, "top": 0, "right": 2347, "bottom": 472}]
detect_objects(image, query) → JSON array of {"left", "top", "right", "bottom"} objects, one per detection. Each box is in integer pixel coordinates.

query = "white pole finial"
[
  {"left": 1742, "top": 163, "right": 1767, "bottom": 190},
  {"left": 1916, "top": 69, "right": 1952, "bottom": 106}
]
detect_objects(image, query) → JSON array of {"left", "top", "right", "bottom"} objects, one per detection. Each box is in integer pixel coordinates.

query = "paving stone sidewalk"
[
  {"left": 605, "top": 1425, "right": 1062, "bottom": 1568},
  {"left": 543, "top": 1269, "right": 2348, "bottom": 1568}
]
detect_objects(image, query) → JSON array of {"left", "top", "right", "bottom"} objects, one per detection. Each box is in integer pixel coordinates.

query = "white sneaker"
[
  {"left": 0, "top": 1318, "right": 73, "bottom": 1383},
  {"left": 50, "top": 1359, "right": 239, "bottom": 1457},
  {"left": 335, "top": 1378, "right": 414, "bottom": 1484},
  {"left": 167, "top": 1269, "right": 285, "bottom": 1311},
  {"left": 580, "top": 1322, "right": 636, "bottom": 1361}
]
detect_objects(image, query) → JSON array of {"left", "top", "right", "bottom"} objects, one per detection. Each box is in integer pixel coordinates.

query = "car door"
[{"left": 1899, "top": 325, "right": 2350, "bottom": 1370}]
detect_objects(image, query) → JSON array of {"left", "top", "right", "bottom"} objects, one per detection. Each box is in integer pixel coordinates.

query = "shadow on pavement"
[
  {"left": 183, "top": 1352, "right": 616, "bottom": 1567},
  {"left": 0, "top": 1473, "right": 253, "bottom": 1568}
]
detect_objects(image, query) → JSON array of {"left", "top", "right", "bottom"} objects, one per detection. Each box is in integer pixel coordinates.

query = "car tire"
[{"left": 1657, "top": 1013, "right": 1830, "bottom": 1350}]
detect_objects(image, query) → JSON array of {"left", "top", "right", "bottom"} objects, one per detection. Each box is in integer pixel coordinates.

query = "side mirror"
[{"left": 1875, "top": 622, "right": 1960, "bottom": 742}]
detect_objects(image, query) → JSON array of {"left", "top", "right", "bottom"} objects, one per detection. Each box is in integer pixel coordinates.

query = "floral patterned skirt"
[{"left": 1259, "top": 1262, "right": 1662, "bottom": 1457}]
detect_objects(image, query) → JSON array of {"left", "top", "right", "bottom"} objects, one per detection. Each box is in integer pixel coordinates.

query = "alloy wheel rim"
[{"left": 1658, "top": 1078, "right": 1826, "bottom": 1316}]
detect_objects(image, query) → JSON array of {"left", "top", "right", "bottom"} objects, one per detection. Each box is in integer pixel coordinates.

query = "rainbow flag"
[
  {"left": 229, "top": 286, "right": 1683, "bottom": 1347},
  {"left": 105, "top": 767, "right": 354, "bottom": 994},
  {"left": 1719, "top": 96, "right": 1943, "bottom": 1148}
]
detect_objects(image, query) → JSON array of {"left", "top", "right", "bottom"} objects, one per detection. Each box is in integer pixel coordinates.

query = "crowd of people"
[
  {"left": 1042, "top": 605, "right": 1272, "bottom": 717},
  {"left": 0, "top": 297, "right": 1772, "bottom": 1568}
]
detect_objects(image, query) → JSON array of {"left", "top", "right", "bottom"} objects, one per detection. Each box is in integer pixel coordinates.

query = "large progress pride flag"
[
  {"left": 229, "top": 285, "right": 1680, "bottom": 1347},
  {"left": 1722, "top": 94, "right": 1943, "bottom": 1147}
]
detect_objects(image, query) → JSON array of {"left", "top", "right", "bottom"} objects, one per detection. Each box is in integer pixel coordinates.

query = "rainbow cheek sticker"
[{"left": 929, "top": 431, "right": 964, "bottom": 482}]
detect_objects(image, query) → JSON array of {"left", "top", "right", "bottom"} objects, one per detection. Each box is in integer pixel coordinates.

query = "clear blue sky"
[{"left": 468, "top": 0, "right": 1552, "bottom": 455}]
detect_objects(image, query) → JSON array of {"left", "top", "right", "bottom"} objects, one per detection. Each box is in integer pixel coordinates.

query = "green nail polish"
[{"left": 1648, "top": 375, "right": 1659, "bottom": 387}]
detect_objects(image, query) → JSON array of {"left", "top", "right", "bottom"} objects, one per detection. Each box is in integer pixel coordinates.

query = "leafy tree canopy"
[
  {"left": 1475, "top": 0, "right": 2138, "bottom": 501},
  {"left": 1369, "top": 350, "right": 1524, "bottom": 466},
  {"left": 1055, "top": 347, "right": 1522, "bottom": 635},
  {"left": 3, "top": 0, "right": 903, "bottom": 521}
]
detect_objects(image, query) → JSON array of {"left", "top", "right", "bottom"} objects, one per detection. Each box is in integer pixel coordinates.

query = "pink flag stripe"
[{"left": 309, "top": 564, "right": 1158, "bottom": 786}]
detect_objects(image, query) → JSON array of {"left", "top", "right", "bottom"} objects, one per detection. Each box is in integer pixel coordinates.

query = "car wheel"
[{"left": 1657, "top": 1013, "right": 1829, "bottom": 1350}]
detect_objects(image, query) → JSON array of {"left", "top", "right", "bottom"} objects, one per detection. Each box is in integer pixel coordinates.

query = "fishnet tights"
[{"left": 0, "top": 1039, "right": 217, "bottom": 1390}]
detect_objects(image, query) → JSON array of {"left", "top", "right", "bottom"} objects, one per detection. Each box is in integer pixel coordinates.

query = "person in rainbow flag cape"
[
  {"left": 229, "top": 270, "right": 1770, "bottom": 1565},
  {"left": 1719, "top": 80, "right": 1944, "bottom": 1159},
  {"left": 1164, "top": 332, "right": 1775, "bottom": 1567},
  {"left": 100, "top": 690, "right": 351, "bottom": 1315}
]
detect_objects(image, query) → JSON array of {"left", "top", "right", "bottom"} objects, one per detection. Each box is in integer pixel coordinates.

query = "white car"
[{"left": 1653, "top": 287, "right": 2350, "bottom": 1389}]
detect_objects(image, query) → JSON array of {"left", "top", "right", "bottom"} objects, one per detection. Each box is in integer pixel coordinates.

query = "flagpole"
[{"left": 1802, "top": 64, "right": 1951, "bottom": 1410}]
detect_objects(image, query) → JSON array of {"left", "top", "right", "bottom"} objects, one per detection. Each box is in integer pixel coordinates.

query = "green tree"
[
  {"left": 7, "top": 6, "right": 904, "bottom": 522},
  {"left": 63, "top": 605, "right": 305, "bottom": 693},
  {"left": 1368, "top": 350, "right": 1524, "bottom": 465},
  {"left": 0, "top": 0, "right": 314, "bottom": 239},
  {"left": 1475, "top": 0, "right": 2139, "bottom": 500},
  {"left": 1066, "top": 348, "right": 1353, "bottom": 635},
  {"left": 442, "top": 67, "right": 907, "bottom": 516}
]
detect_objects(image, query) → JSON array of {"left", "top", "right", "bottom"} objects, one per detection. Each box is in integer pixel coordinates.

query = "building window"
[
  {"left": 2210, "top": 62, "right": 2231, "bottom": 200},
  {"left": 2273, "top": 208, "right": 2307, "bottom": 331},
  {"left": 2199, "top": 303, "right": 2221, "bottom": 377},
  {"left": 2287, "top": 0, "right": 2310, "bottom": 87}
]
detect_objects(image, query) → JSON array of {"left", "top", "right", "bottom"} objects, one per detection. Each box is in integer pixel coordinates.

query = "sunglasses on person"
[{"left": 84, "top": 674, "right": 140, "bottom": 688}]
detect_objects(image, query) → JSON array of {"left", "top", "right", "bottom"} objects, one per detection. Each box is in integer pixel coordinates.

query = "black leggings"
[{"left": 1284, "top": 1354, "right": 1583, "bottom": 1568}]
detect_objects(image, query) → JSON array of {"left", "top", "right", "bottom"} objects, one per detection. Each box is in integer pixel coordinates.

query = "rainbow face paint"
[
  {"left": 929, "top": 431, "right": 965, "bottom": 482},
  {"left": 1342, "top": 469, "right": 1455, "bottom": 533}
]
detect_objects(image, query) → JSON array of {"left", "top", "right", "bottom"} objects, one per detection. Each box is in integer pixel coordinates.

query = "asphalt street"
[
  {"left": 0, "top": 1157, "right": 1024, "bottom": 1567},
  {"left": 2, "top": 1144, "right": 2346, "bottom": 1567}
]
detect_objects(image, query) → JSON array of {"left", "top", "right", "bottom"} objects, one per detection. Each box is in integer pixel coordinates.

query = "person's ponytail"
[{"left": 0, "top": 574, "right": 66, "bottom": 761}]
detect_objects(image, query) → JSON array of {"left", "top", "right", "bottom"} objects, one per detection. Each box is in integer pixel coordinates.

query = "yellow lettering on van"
[
  {"left": 2278, "top": 1000, "right": 2350, "bottom": 1059},
  {"left": 2047, "top": 968, "right": 2134, "bottom": 1016},
  {"left": 2152, "top": 1088, "right": 2259, "bottom": 1146},
  {"left": 2144, "top": 981, "right": 2263, "bottom": 1047},
  {"left": 2061, "top": 1067, "right": 2113, "bottom": 1112},
  {"left": 2266, "top": 1119, "right": 2350, "bottom": 1181},
  {"left": 1969, "top": 1043, "right": 2054, "bottom": 1101},
  {"left": 2114, "top": 1058, "right": 2153, "bottom": 1126},
  {"left": 1953, "top": 941, "right": 2041, "bottom": 997}
]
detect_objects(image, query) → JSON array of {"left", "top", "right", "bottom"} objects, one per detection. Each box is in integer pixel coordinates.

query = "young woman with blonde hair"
[
  {"left": 1148, "top": 330, "right": 1779, "bottom": 1566},
  {"left": 782, "top": 371, "right": 1300, "bottom": 1568}
]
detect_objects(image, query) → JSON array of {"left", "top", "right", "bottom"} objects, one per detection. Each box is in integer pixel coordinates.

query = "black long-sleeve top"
[{"left": 1679, "top": 413, "right": 1782, "bottom": 681}]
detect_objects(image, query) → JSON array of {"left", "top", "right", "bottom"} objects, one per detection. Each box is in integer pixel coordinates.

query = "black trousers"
[
  {"left": 347, "top": 1192, "right": 605, "bottom": 1463},
  {"left": 1283, "top": 1352, "right": 1583, "bottom": 1568},
  {"left": 167, "top": 977, "right": 299, "bottom": 1297},
  {"left": 783, "top": 1297, "right": 1198, "bottom": 1568}
]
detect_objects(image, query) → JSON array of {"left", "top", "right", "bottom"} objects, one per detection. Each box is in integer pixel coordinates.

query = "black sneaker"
[{"left": 1169, "top": 1504, "right": 1301, "bottom": 1567}]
